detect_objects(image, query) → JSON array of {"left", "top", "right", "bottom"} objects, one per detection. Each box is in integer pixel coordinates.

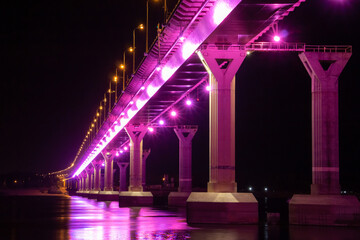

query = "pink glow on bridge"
[
  {"left": 72, "top": 0, "right": 241, "bottom": 178},
  {"left": 213, "top": 1, "right": 232, "bottom": 25}
]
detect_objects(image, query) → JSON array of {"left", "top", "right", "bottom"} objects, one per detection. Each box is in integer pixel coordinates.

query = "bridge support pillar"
[
  {"left": 87, "top": 162, "right": 100, "bottom": 198},
  {"left": 289, "top": 51, "right": 360, "bottom": 226},
  {"left": 119, "top": 125, "right": 153, "bottom": 206},
  {"left": 85, "top": 171, "right": 90, "bottom": 192},
  {"left": 103, "top": 154, "right": 114, "bottom": 191},
  {"left": 92, "top": 162, "right": 101, "bottom": 192},
  {"left": 187, "top": 49, "right": 258, "bottom": 224},
  {"left": 142, "top": 149, "right": 151, "bottom": 189},
  {"left": 169, "top": 126, "right": 197, "bottom": 206},
  {"left": 117, "top": 161, "right": 129, "bottom": 192},
  {"left": 98, "top": 152, "right": 118, "bottom": 201}
]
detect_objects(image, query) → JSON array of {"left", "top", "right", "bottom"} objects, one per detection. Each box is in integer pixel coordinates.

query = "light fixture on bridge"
[
  {"left": 120, "top": 150, "right": 123, "bottom": 154},
  {"left": 159, "top": 119, "right": 165, "bottom": 125},
  {"left": 186, "top": 99, "right": 192, "bottom": 106},
  {"left": 213, "top": 1, "right": 232, "bottom": 26},
  {"left": 129, "top": 100, "right": 134, "bottom": 105},
  {"left": 273, "top": 35, "right": 281, "bottom": 42},
  {"left": 116, "top": 152, "right": 119, "bottom": 157},
  {"left": 124, "top": 146, "right": 128, "bottom": 151},
  {"left": 248, "top": 186, "right": 253, "bottom": 191},
  {"left": 206, "top": 85, "right": 211, "bottom": 92},
  {"left": 140, "top": 86, "right": 145, "bottom": 90},
  {"left": 170, "top": 110, "right": 177, "bottom": 117},
  {"left": 148, "top": 127, "right": 154, "bottom": 132}
]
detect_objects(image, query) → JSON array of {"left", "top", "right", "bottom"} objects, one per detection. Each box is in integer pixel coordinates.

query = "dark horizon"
[{"left": 1, "top": 0, "right": 359, "bottom": 193}]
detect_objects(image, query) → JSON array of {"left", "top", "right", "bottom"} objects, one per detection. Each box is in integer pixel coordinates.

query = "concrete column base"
[
  {"left": 88, "top": 190, "right": 100, "bottom": 199},
  {"left": 289, "top": 194, "right": 360, "bottom": 226},
  {"left": 119, "top": 191, "right": 153, "bottom": 207},
  {"left": 97, "top": 191, "right": 119, "bottom": 201},
  {"left": 186, "top": 192, "right": 258, "bottom": 224},
  {"left": 168, "top": 192, "right": 191, "bottom": 207}
]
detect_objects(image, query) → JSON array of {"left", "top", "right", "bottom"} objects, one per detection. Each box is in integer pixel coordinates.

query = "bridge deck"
[{"left": 56, "top": 0, "right": 312, "bottom": 177}]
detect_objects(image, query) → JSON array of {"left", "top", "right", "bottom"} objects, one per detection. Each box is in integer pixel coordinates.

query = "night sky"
[{"left": 2, "top": 0, "right": 360, "bottom": 192}]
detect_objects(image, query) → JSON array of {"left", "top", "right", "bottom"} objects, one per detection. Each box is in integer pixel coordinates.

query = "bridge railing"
[
  {"left": 305, "top": 45, "right": 352, "bottom": 53},
  {"left": 201, "top": 43, "right": 352, "bottom": 53}
]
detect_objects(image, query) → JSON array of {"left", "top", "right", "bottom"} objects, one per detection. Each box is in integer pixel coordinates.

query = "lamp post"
[
  {"left": 120, "top": 47, "right": 132, "bottom": 91},
  {"left": 146, "top": 0, "right": 167, "bottom": 53},
  {"left": 132, "top": 24, "right": 144, "bottom": 74},
  {"left": 114, "top": 70, "right": 118, "bottom": 102}
]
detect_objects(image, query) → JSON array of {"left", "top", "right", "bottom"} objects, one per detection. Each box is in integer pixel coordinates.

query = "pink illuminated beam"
[{"left": 71, "top": 0, "right": 242, "bottom": 178}]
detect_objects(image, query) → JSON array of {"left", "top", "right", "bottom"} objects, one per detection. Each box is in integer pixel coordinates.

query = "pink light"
[
  {"left": 186, "top": 99, "right": 192, "bottom": 106},
  {"left": 148, "top": 127, "right": 154, "bottom": 132},
  {"left": 140, "top": 86, "right": 145, "bottom": 90},
  {"left": 170, "top": 111, "right": 177, "bottom": 117},
  {"left": 102, "top": 163, "right": 105, "bottom": 167},
  {"left": 120, "top": 150, "right": 123, "bottom": 154},
  {"left": 206, "top": 85, "right": 211, "bottom": 91},
  {"left": 116, "top": 152, "right": 119, "bottom": 157},
  {"left": 147, "top": 84, "right": 159, "bottom": 97},
  {"left": 273, "top": 35, "right": 280, "bottom": 42},
  {"left": 179, "top": 36, "right": 185, "bottom": 42},
  {"left": 161, "top": 66, "right": 176, "bottom": 81},
  {"left": 129, "top": 101, "right": 134, "bottom": 105},
  {"left": 156, "top": 66, "right": 161, "bottom": 71},
  {"left": 159, "top": 119, "right": 165, "bottom": 125},
  {"left": 124, "top": 146, "right": 128, "bottom": 151},
  {"left": 121, "top": 112, "right": 125, "bottom": 116},
  {"left": 182, "top": 41, "right": 198, "bottom": 60},
  {"left": 213, "top": 1, "right": 232, "bottom": 25}
]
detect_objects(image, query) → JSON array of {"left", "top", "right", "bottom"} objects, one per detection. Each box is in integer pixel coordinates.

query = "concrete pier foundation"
[
  {"left": 169, "top": 125, "right": 197, "bottom": 207},
  {"left": 289, "top": 52, "right": 360, "bottom": 226},
  {"left": 98, "top": 152, "right": 118, "bottom": 201},
  {"left": 187, "top": 49, "right": 257, "bottom": 224},
  {"left": 119, "top": 125, "right": 153, "bottom": 206}
]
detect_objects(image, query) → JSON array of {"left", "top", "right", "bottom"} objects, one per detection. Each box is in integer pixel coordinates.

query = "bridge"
[{"left": 52, "top": 0, "right": 359, "bottom": 226}]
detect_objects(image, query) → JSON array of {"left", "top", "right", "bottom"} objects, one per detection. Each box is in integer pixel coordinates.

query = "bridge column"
[
  {"left": 175, "top": 125, "right": 197, "bottom": 192},
  {"left": 169, "top": 126, "right": 197, "bottom": 206},
  {"left": 187, "top": 48, "right": 257, "bottom": 224},
  {"left": 103, "top": 153, "right": 114, "bottom": 191},
  {"left": 92, "top": 161, "right": 101, "bottom": 191},
  {"left": 119, "top": 125, "right": 153, "bottom": 206},
  {"left": 125, "top": 125, "right": 147, "bottom": 191},
  {"left": 290, "top": 51, "right": 360, "bottom": 226},
  {"left": 85, "top": 166, "right": 93, "bottom": 193},
  {"left": 97, "top": 152, "right": 119, "bottom": 201},
  {"left": 80, "top": 172, "right": 86, "bottom": 193},
  {"left": 142, "top": 149, "right": 151, "bottom": 188},
  {"left": 116, "top": 161, "right": 129, "bottom": 191}
]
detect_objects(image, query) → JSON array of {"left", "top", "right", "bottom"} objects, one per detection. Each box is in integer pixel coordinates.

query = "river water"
[{"left": 0, "top": 195, "right": 359, "bottom": 240}]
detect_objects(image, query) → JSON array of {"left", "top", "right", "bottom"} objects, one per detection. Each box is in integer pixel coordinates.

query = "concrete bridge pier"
[
  {"left": 187, "top": 49, "right": 258, "bottom": 224},
  {"left": 142, "top": 148, "right": 151, "bottom": 189},
  {"left": 89, "top": 161, "right": 101, "bottom": 197},
  {"left": 116, "top": 161, "right": 129, "bottom": 192},
  {"left": 77, "top": 172, "right": 87, "bottom": 195},
  {"left": 98, "top": 152, "right": 118, "bottom": 201},
  {"left": 168, "top": 125, "right": 197, "bottom": 206},
  {"left": 85, "top": 166, "right": 93, "bottom": 194},
  {"left": 289, "top": 52, "right": 360, "bottom": 226},
  {"left": 119, "top": 125, "right": 153, "bottom": 206}
]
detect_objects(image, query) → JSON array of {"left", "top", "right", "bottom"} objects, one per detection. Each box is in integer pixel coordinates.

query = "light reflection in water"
[
  {"left": 68, "top": 197, "right": 190, "bottom": 240},
  {"left": 2, "top": 196, "right": 360, "bottom": 240}
]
